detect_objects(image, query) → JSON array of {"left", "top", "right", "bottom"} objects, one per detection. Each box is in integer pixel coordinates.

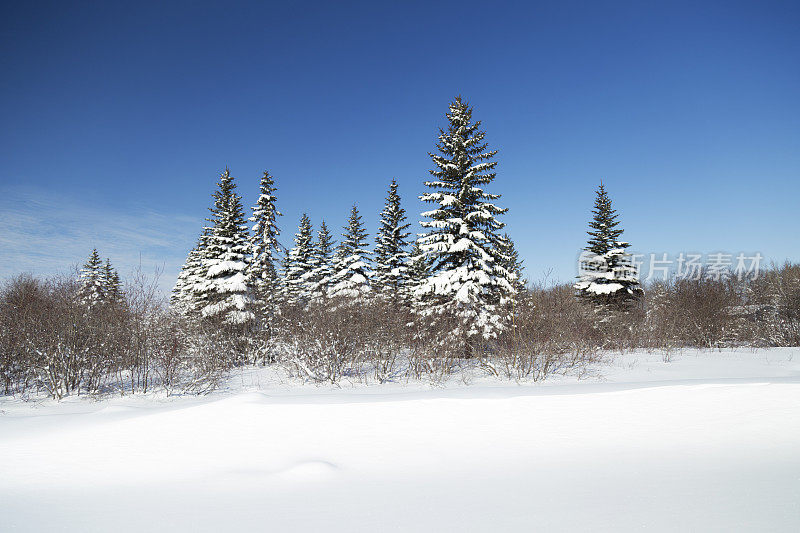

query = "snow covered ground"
[{"left": 1, "top": 348, "right": 799, "bottom": 532}]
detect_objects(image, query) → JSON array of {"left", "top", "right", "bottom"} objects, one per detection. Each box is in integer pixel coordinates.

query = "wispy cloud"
[{"left": 0, "top": 185, "right": 202, "bottom": 293}]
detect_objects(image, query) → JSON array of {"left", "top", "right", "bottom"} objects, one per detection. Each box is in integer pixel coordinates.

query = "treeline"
[{"left": 2, "top": 262, "right": 798, "bottom": 397}]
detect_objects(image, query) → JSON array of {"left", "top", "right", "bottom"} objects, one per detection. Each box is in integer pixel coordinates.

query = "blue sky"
[{"left": 1, "top": 0, "right": 798, "bottom": 291}]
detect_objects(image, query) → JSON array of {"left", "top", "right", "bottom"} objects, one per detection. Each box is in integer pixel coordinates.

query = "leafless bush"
[
  {"left": 405, "top": 309, "right": 470, "bottom": 382},
  {"left": 0, "top": 274, "right": 116, "bottom": 398},
  {"left": 670, "top": 276, "right": 739, "bottom": 347},
  {"left": 273, "top": 298, "right": 410, "bottom": 384},
  {"left": 0, "top": 271, "right": 228, "bottom": 399},
  {"left": 496, "top": 284, "right": 600, "bottom": 380},
  {"left": 746, "top": 262, "right": 800, "bottom": 346},
  {"left": 0, "top": 274, "right": 47, "bottom": 394},
  {"left": 2, "top": 262, "right": 798, "bottom": 400}
]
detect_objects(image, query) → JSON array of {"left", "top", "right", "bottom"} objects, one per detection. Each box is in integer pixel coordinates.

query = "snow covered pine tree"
[
  {"left": 308, "top": 220, "right": 335, "bottom": 301},
  {"left": 328, "top": 205, "right": 372, "bottom": 299},
  {"left": 172, "top": 229, "right": 210, "bottom": 314},
  {"left": 374, "top": 179, "right": 411, "bottom": 303},
  {"left": 78, "top": 250, "right": 122, "bottom": 307},
  {"left": 496, "top": 233, "right": 525, "bottom": 293},
  {"left": 406, "top": 241, "right": 431, "bottom": 300},
  {"left": 283, "top": 213, "right": 316, "bottom": 305},
  {"left": 249, "top": 170, "right": 283, "bottom": 316},
  {"left": 196, "top": 168, "right": 255, "bottom": 325},
  {"left": 78, "top": 249, "right": 106, "bottom": 308},
  {"left": 416, "top": 96, "right": 515, "bottom": 342},
  {"left": 101, "top": 258, "right": 122, "bottom": 303},
  {"left": 574, "top": 183, "right": 643, "bottom": 307}
]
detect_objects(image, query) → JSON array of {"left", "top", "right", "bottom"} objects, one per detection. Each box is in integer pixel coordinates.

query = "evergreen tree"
[
  {"left": 329, "top": 205, "right": 372, "bottom": 299},
  {"left": 172, "top": 229, "right": 210, "bottom": 313},
  {"left": 585, "top": 183, "right": 625, "bottom": 256},
  {"left": 101, "top": 258, "right": 122, "bottom": 303},
  {"left": 374, "top": 179, "right": 411, "bottom": 303},
  {"left": 406, "top": 241, "right": 431, "bottom": 299},
  {"left": 198, "top": 168, "right": 255, "bottom": 324},
  {"left": 78, "top": 249, "right": 105, "bottom": 307},
  {"left": 172, "top": 246, "right": 196, "bottom": 309},
  {"left": 574, "top": 183, "right": 643, "bottom": 305},
  {"left": 279, "top": 247, "right": 292, "bottom": 303},
  {"left": 496, "top": 233, "right": 525, "bottom": 293},
  {"left": 249, "top": 170, "right": 283, "bottom": 312},
  {"left": 309, "top": 220, "right": 335, "bottom": 300},
  {"left": 284, "top": 214, "right": 316, "bottom": 305},
  {"left": 416, "top": 96, "right": 514, "bottom": 340}
]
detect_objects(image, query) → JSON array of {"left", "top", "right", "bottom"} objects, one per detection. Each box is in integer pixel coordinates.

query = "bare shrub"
[
  {"left": 273, "top": 298, "right": 410, "bottom": 384},
  {"left": 0, "top": 274, "right": 47, "bottom": 394},
  {"left": 496, "top": 284, "right": 600, "bottom": 381},
  {"left": 747, "top": 262, "right": 800, "bottom": 346},
  {"left": 0, "top": 274, "right": 113, "bottom": 398},
  {"left": 2, "top": 261, "right": 798, "bottom": 400},
  {"left": 406, "top": 308, "right": 468, "bottom": 382}
]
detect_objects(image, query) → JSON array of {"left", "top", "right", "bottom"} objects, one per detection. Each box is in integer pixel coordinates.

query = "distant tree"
[
  {"left": 172, "top": 229, "right": 210, "bottom": 313},
  {"left": 406, "top": 241, "right": 431, "bottom": 300},
  {"left": 249, "top": 170, "right": 283, "bottom": 315},
  {"left": 197, "top": 168, "right": 255, "bottom": 325},
  {"left": 329, "top": 205, "right": 372, "bottom": 299},
  {"left": 101, "top": 258, "right": 122, "bottom": 303},
  {"left": 374, "top": 179, "right": 411, "bottom": 303},
  {"left": 415, "top": 96, "right": 515, "bottom": 341},
  {"left": 78, "top": 249, "right": 105, "bottom": 307},
  {"left": 496, "top": 234, "right": 525, "bottom": 293},
  {"left": 283, "top": 214, "right": 315, "bottom": 305},
  {"left": 309, "top": 220, "right": 335, "bottom": 301},
  {"left": 574, "top": 183, "right": 643, "bottom": 306}
]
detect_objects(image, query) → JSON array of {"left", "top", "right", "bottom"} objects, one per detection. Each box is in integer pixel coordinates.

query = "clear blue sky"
[{"left": 2, "top": 0, "right": 798, "bottom": 290}]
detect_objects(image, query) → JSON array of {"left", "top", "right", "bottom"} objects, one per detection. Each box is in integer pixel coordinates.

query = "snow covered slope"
[{"left": 1, "top": 349, "right": 799, "bottom": 532}]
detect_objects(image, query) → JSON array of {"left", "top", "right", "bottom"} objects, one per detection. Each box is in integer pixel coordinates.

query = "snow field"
[{"left": 1, "top": 349, "right": 799, "bottom": 532}]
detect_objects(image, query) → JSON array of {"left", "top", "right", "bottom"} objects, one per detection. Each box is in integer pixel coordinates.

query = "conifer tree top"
[
  {"left": 207, "top": 167, "right": 248, "bottom": 244},
  {"left": 317, "top": 221, "right": 335, "bottom": 256},
  {"left": 81, "top": 248, "right": 103, "bottom": 275},
  {"left": 585, "top": 182, "right": 626, "bottom": 256},
  {"left": 339, "top": 205, "right": 370, "bottom": 257},
  {"left": 250, "top": 170, "right": 282, "bottom": 239}
]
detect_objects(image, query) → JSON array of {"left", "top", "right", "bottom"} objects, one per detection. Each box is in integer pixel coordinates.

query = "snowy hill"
[{"left": 2, "top": 348, "right": 799, "bottom": 532}]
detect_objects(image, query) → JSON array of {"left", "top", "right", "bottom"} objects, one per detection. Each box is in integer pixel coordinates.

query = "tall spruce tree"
[
  {"left": 78, "top": 249, "right": 105, "bottom": 307},
  {"left": 416, "top": 96, "right": 514, "bottom": 340},
  {"left": 249, "top": 170, "right": 283, "bottom": 312},
  {"left": 374, "top": 179, "right": 411, "bottom": 302},
  {"left": 574, "top": 183, "right": 643, "bottom": 304},
  {"left": 198, "top": 168, "right": 255, "bottom": 324},
  {"left": 283, "top": 214, "right": 315, "bottom": 305},
  {"left": 328, "top": 205, "right": 372, "bottom": 299},
  {"left": 309, "top": 220, "right": 335, "bottom": 300}
]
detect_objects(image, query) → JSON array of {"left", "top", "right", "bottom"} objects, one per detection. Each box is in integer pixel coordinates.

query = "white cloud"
[{"left": 0, "top": 185, "right": 202, "bottom": 294}]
